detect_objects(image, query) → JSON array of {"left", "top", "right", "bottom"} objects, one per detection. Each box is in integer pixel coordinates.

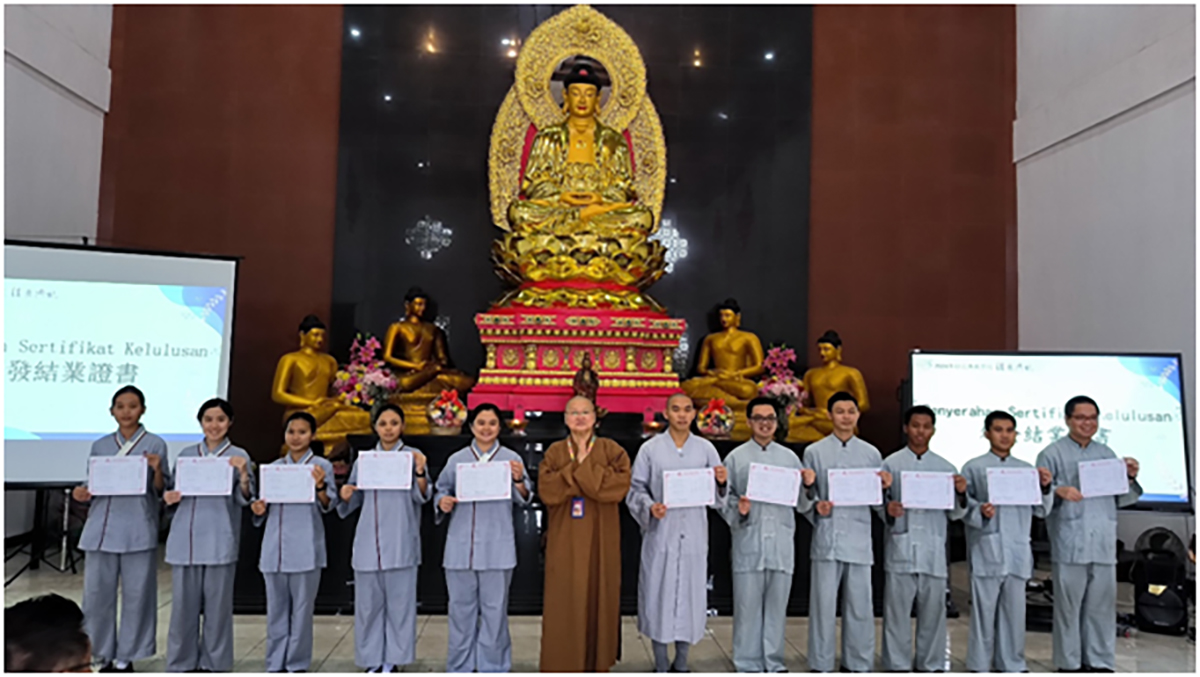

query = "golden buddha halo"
[{"left": 488, "top": 4, "right": 667, "bottom": 233}]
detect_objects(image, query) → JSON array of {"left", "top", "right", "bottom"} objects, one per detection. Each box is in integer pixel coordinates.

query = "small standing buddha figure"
[
  {"left": 787, "top": 330, "right": 870, "bottom": 442},
  {"left": 383, "top": 287, "right": 475, "bottom": 398},
  {"left": 681, "top": 298, "right": 766, "bottom": 410},
  {"left": 271, "top": 314, "right": 372, "bottom": 451}
]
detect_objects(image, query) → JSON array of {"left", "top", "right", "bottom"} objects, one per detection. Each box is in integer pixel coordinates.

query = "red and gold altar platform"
[{"left": 468, "top": 307, "right": 686, "bottom": 415}]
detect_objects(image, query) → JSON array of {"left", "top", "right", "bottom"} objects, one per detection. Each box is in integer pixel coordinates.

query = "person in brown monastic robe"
[{"left": 538, "top": 395, "right": 632, "bottom": 672}]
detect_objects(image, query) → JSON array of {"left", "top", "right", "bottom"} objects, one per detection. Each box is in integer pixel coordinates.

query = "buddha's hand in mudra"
[{"left": 560, "top": 191, "right": 602, "bottom": 207}]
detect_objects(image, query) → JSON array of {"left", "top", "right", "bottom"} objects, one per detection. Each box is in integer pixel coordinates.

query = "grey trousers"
[
  {"left": 1052, "top": 562, "right": 1117, "bottom": 671},
  {"left": 732, "top": 570, "right": 793, "bottom": 672},
  {"left": 263, "top": 570, "right": 322, "bottom": 673},
  {"left": 967, "top": 574, "right": 1028, "bottom": 673},
  {"left": 166, "top": 563, "right": 236, "bottom": 672},
  {"left": 881, "top": 572, "right": 947, "bottom": 672},
  {"left": 354, "top": 567, "right": 418, "bottom": 669},
  {"left": 445, "top": 569, "right": 514, "bottom": 673},
  {"left": 83, "top": 549, "right": 158, "bottom": 664},
  {"left": 808, "top": 560, "right": 874, "bottom": 672}
]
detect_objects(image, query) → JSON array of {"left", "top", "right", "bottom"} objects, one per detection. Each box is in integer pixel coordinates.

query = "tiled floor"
[{"left": 5, "top": 552, "right": 1194, "bottom": 672}]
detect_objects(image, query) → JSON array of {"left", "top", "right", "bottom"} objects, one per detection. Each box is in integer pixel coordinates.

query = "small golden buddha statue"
[
  {"left": 492, "top": 60, "right": 666, "bottom": 310},
  {"left": 682, "top": 299, "right": 766, "bottom": 406},
  {"left": 271, "top": 314, "right": 372, "bottom": 451},
  {"left": 787, "top": 330, "right": 870, "bottom": 442},
  {"left": 383, "top": 287, "right": 475, "bottom": 395}
]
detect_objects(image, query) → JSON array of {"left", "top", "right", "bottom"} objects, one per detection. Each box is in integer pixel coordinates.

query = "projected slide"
[
  {"left": 5, "top": 279, "right": 227, "bottom": 440},
  {"left": 910, "top": 353, "right": 1188, "bottom": 504}
]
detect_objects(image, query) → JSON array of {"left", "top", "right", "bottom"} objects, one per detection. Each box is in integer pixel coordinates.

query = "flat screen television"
[{"left": 908, "top": 351, "right": 1191, "bottom": 510}]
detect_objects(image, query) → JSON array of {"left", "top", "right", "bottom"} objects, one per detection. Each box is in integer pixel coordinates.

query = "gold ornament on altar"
[
  {"left": 488, "top": 4, "right": 669, "bottom": 312},
  {"left": 682, "top": 299, "right": 766, "bottom": 436},
  {"left": 787, "top": 330, "right": 871, "bottom": 442},
  {"left": 271, "top": 315, "right": 372, "bottom": 453},
  {"left": 383, "top": 287, "right": 475, "bottom": 433}
]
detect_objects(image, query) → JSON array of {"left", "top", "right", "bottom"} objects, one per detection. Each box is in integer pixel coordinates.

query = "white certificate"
[
  {"left": 986, "top": 467, "right": 1042, "bottom": 506},
  {"left": 827, "top": 468, "right": 883, "bottom": 506},
  {"left": 745, "top": 463, "right": 802, "bottom": 507},
  {"left": 175, "top": 457, "right": 233, "bottom": 496},
  {"left": 357, "top": 451, "right": 413, "bottom": 490},
  {"left": 900, "top": 471, "right": 955, "bottom": 510},
  {"left": 1078, "top": 458, "right": 1130, "bottom": 498},
  {"left": 260, "top": 464, "right": 316, "bottom": 504},
  {"left": 663, "top": 468, "right": 716, "bottom": 508},
  {"left": 456, "top": 462, "right": 512, "bottom": 502},
  {"left": 88, "top": 456, "right": 148, "bottom": 496}
]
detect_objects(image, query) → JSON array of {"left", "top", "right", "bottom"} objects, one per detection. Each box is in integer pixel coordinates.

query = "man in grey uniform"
[
  {"left": 961, "top": 410, "right": 1054, "bottom": 673},
  {"left": 717, "top": 397, "right": 803, "bottom": 673},
  {"left": 1036, "top": 396, "right": 1141, "bottom": 672},
  {"left": 797, "top": 391, "right": 892, "bottom": 673},
  {"left": 626, "top": 392, "right": 728, "bottom": 673},
  {"left": 877, "top": 405, "right": 968, "bottom": 672}
]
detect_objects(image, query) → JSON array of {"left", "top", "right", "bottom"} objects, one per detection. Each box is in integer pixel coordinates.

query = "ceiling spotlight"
[
  {"left": 506, "top": 49, "right": 518, "bottom": 58},
  {"left": 669, "top": 177, "right": 677, "bottom": 184},
  {"left": 383, "top": 94, "right": 392, "bottom": 102},
  {"left": 717, "top": 112, "right": 729, "bottom": 120},
  {"left": 692, "top": 59, "right": 702, "bottom": 68},
  {"left": 501, "top": 38, "right": 511, "bottom": 46},
  {"left": 764, "top": 51, "right": 775, "bottom": 61},
  {"left": 349, "top": 28, "right": 361, "bottom": 39},
  {"left": 425, "top": 42, "right": 437, "bottom": 53}
]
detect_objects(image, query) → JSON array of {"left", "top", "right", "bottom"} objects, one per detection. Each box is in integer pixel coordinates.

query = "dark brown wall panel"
[
  {"left": 99, "top": 5, "right": 343, "bottom": 459},
  {"left": 808, "top": 5, "right": 1017, "bottom": 450}
]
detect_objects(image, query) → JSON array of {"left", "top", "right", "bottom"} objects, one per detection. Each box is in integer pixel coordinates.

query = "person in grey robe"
[
  {"left": 73, "top": 385, "right": 170, "bottom": 672},
  {"left": 163, "top": 398, "right": 255, "bottom": 672},
  {"left": 961, "top": 410, "right": 1054, "bottom": 673},
  {"left": 337, "top": 404, "right": 432, "bottom": 673},
  {"left": 433, "top": 403, "right": 532, "bottom": 673},
  {"left": 1035, "top": 396, "right": 1141, "bottom": 672},
  {"left": 716, "top": 397, "right": 803, "bottom": 673},
  {"left": 796, "top": 391, "right": 892, "bottom": 673},
  {"left": 251, "top": 411, "right": 338, "bottom": 673},
  {"left": 626, "top": 392, "right": 728, "bottom": 673},
  {"left": 877, "top": 405, "right": 968, "bottom": 672}
]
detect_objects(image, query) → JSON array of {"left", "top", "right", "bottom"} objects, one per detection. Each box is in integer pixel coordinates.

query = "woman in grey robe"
[
  {"left": 163, "top": 398, "right": 255, "bottom": 672},
  {"left": 251, "top": 411, "right": 338, "bottom": 673}
]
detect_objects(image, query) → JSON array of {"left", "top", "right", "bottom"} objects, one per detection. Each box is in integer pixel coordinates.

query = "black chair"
[{"left": 1129, "top": 528, "right": 1190, "bottom": 636}]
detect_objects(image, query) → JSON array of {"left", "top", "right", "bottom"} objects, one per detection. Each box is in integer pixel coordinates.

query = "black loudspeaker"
[{"left": 1131, "top": 530, "right": 1190, "bottom": 636}]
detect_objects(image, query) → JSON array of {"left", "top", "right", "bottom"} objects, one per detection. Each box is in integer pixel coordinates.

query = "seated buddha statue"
[
  {"left": 271, "top": 314, "right": 372, "bottom": 451},
  {"left": 493, "top": 60, "right": 666, "bottom": 310},
  {"left": 383, "top": 287, "right": 475, "bottom": 396},
  {"left": 681, "top": 299, "right": 766, "bottom": 406},
  {"left": 787, "top": 330, "right": 870, "bottom": 442}
]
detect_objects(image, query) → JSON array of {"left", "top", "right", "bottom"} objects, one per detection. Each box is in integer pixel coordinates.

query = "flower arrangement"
[
  {"left": 427, "top": 389, "right": 468, "bottom": 432},
  {"left": 758, "top": 344, "right": 806, "bottom": 415},
  {"left": 696, "top": 398, "right": 735, "bottom": 438},
  {"left": 334, "top": 334, "right": 397, "bottom": 411}
]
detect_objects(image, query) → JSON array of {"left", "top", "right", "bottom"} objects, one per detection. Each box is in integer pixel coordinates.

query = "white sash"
[
  {"left": 286, "top": 449, "right": 315, "bottom": 465},
  {"left": 198, "top": 440, "right": 233, "bottom": 458},
  {"left": 114, "top": 427, "right": 148, "bottom": 457},
  {"left": 471, "top": 440, "right": 498, "bottom": 463}
]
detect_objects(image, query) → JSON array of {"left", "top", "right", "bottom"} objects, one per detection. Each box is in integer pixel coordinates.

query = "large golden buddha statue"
[
  {"left": 383, "top": 287, "right": 475, "bottom": 394},
  {"left": 787, "top": 330, "right": 870, "bottom": 442},
  {"left": 488, "top": 6, "right": 669, "bottom": 312},
  {"left": 682, "top": 299, "right": 765, "bottom": 404},
  {"left": 271, "top": 315, "right": 372, "bottom": 451}
]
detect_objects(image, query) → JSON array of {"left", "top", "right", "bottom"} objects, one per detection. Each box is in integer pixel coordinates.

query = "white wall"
[
  {"left": 1016, "top": 5, "right": 1196, "bottom": 546},
  {"left": 4, "top": 4, "right": 111, "bottom": 243},
  {"left": 4, "top": 4, "right": 112, "bottom": 537}
]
